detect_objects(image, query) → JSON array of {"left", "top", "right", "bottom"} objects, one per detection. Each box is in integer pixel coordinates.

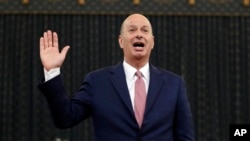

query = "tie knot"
[{"left": 136, "top": 71, "right": 143, "bottom": 78}]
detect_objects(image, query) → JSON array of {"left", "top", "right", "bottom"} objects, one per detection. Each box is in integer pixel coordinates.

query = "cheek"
[{"left": 123, "top": 41, "right": 133, "bottom": 49}]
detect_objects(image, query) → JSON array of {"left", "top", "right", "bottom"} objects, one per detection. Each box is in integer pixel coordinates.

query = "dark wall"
[
  {"left": 1, "top": 0, "right": 250, "bottom": 15},
  {"left": 0, "top": 14, "right": 250, "bottom": 141}
]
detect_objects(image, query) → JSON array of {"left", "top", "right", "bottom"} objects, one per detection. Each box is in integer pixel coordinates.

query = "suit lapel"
[
  {"left": 109, "top": 62, "right": 134, "bottom": 115},
  {"left": 108, "top": 63, "right": 165, "bottom": 122},
  {"left": 144, "top": 65, "right": 165, "bottom": 116}
]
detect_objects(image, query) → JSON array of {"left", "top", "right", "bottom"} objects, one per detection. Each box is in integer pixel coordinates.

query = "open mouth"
[{"left": 133, "top": 42, "right": 145, "bottom": 47}]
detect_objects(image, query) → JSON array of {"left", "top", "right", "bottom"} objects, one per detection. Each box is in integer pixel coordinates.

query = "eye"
[
  {"left": 142, "top": 29, "right": 149, "bottom": 33},
  {"left": 129, "top": 29, "right": 136, "bottom": 32}
]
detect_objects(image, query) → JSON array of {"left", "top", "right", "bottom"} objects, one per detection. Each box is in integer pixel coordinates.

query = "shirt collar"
[{"left": 123, "top": 60, "right": 149, "bottom": 81}]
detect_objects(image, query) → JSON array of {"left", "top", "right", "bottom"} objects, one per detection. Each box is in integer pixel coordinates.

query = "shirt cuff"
[{"left": 44, "top": 68, "right": 60, "bottom": 82}]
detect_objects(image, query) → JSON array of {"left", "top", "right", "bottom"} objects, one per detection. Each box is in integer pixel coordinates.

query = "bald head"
[{"left": 120, "top": 13, "right": 153, "bottom": 35}]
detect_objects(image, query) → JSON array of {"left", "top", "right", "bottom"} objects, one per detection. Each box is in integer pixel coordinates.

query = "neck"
[{"left": 124, "top": 58, "right": 148, "bottom": 70}]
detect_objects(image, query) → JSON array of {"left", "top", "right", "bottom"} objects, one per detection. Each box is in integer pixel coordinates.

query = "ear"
[
  {"left": 118, "top": 35, "right": 124, "bottom": 49},
  {"left": 151, "top": 36, "right": 155, "bottom": 49}
]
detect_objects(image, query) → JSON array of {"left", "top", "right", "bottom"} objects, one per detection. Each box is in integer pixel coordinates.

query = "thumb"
[{"left": 61, "top": 46, "right": 70, "bottom": 57}]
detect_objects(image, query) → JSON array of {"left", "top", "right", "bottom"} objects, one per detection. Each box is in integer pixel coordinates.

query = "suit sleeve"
[
  {"left": 174, "top": 78, "right": 195, "bottom": 141},
  {"left": 38, "top": 74, "right": 93, "bottom": 129}
]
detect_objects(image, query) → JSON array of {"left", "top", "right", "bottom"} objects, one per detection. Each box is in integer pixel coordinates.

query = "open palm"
[{"left": 40, "top": 30, "right": 70, "bottom": 71}]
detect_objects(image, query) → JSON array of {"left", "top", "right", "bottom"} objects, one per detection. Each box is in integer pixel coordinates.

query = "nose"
[
  {"left": 135, "top": 29, "right": 144, "bottom": 39},
  {"left": 136, "top": 34, "right": 143, "bottom": 39}
]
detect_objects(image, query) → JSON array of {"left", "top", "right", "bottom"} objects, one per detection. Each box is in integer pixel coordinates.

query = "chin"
[{"left": 133, "top": 54, "right": 146, "bottom": 60}]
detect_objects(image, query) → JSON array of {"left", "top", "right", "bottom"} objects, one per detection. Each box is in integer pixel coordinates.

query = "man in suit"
[{"left": 38, "top": 13, "right": 194, "bottom": 141}]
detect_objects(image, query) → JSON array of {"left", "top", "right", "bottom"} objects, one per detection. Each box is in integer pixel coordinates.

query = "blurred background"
[{"left": 1, "top": 0, "right": 250, "bottom": 141}]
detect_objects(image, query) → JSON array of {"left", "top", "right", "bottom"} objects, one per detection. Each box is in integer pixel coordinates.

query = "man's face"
[{"left": 119, "top": 14, "right": 154, "bottom": 62}]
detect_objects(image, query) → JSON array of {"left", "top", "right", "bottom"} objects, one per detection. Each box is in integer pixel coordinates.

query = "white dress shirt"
[
  {"left": 44, "top": 67, "right": 60, "bottom": 82},
  {"left": 123, "top": 61, "right": 149, "bottom": 109}
]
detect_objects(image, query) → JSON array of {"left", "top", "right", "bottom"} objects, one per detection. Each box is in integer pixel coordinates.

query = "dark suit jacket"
[{"left": 38, "top": 62, "right": 194, "bottom": 141}]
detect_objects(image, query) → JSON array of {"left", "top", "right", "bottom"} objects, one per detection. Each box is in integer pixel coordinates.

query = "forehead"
[{"left": 123, "top": 15, "right": 152, "bottom": 28}]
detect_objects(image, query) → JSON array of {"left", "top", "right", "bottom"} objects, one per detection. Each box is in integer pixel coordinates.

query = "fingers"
[
  {"left": 53, "top": 32, "right": 59, "bottom": 48},
  {"left": 40, "top": 29, "right": 64, "bottom": 53},
  {"left": 40, "top": 37, "right": 44, "bottom": 51},
  {"left": 43, "top": 31, "right": 48, "bottom": 49},
  {"left": 48, "top": 30, "right": 53, "bottom": 47},
  {"left": 40, "top": 30, "right": 59, "bottom": 49},
  {"left": 61, "top": 46, "right": 70, "bottom": 57}
]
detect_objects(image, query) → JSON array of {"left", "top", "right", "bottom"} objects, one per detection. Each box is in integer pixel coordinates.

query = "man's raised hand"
[{"left": 40, "top": 30, "right": 70, "bottom": 71}]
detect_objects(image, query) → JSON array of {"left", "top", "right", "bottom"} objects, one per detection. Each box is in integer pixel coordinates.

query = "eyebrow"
[{"left": 128, "top": 25, "right": 150, "bottom": 29}]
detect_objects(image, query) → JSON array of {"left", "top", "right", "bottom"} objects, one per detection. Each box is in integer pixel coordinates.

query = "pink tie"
[{"left": 134, "top": 71, "right": 146, "bottom": 128}]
